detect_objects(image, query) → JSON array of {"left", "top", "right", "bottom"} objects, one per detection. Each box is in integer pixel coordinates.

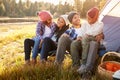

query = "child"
[
  {"left": 31, "top": 10, "right": 56, "bottom": 64},
  {"left": 77, "top": 7, "right": 104, "bottom": 74}
]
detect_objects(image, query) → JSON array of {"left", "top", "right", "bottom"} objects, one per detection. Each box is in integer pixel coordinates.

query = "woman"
[{"left": 24, "top": 10, "right": 56, "bottom": 65}]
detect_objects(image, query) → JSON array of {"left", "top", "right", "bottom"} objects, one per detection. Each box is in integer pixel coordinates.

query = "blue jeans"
[
  {"left": 40, "top": 37, "right": 57, "bottom": 60},
  {"left": 32, "top": 37, "right": 41, "bottom": 59},
  {"left": 24, "top": 38, "right": 34, "bottom": 61}
]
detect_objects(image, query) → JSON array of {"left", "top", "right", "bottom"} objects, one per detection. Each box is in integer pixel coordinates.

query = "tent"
[{"left": 99, "top": 0, "right": 120, "bottom": 52}]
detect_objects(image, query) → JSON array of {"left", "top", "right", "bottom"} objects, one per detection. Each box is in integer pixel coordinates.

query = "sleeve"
[
  {"left": 64, "top": 28, "right": 71, "bottom": 35},
  {"left": 50, "top": 22, "right": 57, "bottom": 37},
  {"left": 86, "top": 22, "right": 104, "bottom": 36},
  {"left": 36, "top": 22, "right": 43, "bottom": 39}
]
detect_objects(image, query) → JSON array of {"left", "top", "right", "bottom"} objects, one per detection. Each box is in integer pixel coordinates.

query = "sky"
[{"left": 16, "top": 0, "right": 74, "bottom": 5}]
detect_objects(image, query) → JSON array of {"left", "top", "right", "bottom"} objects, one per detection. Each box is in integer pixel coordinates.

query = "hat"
[
  {"left": 87, "top": 7, "right": 99, "bottom": 18},
  {"left": 37, "top": 10, "right": 53, "bottom": 21},
  {"left": 60, "top": 15, "right": 69, "bottom": 25},
  {"left": 68, "top": 11, "right": 79, "bottom": 23}
]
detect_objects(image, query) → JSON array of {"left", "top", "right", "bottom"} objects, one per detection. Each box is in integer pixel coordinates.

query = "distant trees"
[
  {"left": 99, "top": 0, "right": 106, "bottom": 10},
  {"left": 74, "top": 0, "right": 82, "bottom": 14},
  {"left": 0, "top": 0, "right": 106, "bottom": 18},
  {"left": 0, "top": 0, "right": 5, "bottom": 16}
]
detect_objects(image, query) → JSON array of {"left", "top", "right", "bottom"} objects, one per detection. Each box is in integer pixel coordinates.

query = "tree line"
[{"left": 0, "top": 0, "right": 106, "bottom": 18}]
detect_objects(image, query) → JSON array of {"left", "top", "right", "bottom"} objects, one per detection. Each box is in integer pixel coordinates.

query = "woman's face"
[
  {"left": 57, "top": 17, "right": 66, "bottom": 28},
  {"left": 71, "top": 14, "right": 80, "bottom": 26},
  {"left": 46, "top": 18, "right": 52, "bottom": 26}
]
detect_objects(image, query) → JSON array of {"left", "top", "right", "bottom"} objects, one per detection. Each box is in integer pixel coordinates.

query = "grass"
[
  {"left": 0, "top": 22, "right": 110, "bottom": 80},
  {"left": 0, "top": 23, "right": 36, "bottom": 72}
]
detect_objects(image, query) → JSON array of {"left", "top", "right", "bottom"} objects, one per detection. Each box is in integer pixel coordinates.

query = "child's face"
[
  {"left": 87, "top": 15, "right": 98, "bottom": 24},
  {"left": 57, "top": 17, "right": 65, "bottom": 28},
  {"left": 71, "top": 14, "right": 80, "bottom": 26}
]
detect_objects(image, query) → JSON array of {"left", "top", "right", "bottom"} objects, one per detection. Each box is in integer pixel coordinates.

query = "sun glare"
[{"left": 16, "top": 0, "right": 74, "bottom": 5}]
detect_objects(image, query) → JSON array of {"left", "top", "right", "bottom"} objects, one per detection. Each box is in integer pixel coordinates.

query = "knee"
[
  {"left": 58, "top": 36, "right": 68, "bottom": 43},
  {"left": 71, "top": 40, "right": 81, "bottom": 47},
  {"left": 24, "top": 38, "right": 31, "bottom": 44},
  {"left": 90, "top": 41, "right": 99, "bottom": 45},
  {"left": 82, "top": 37, "right": 90, "bottom": 42},
  {"left": 44, "top": 37, "right": 51, "bottom": 42}
]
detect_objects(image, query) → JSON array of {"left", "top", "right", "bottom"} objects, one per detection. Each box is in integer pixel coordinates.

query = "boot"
[
  {"left": 32, "top": 58, "right": 37, "bottom": 65},
  {"left": 25, "top": 60, "right": 30, "bottom": 65}
]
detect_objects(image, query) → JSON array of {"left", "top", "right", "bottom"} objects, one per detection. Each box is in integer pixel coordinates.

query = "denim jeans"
[
  {"left": 40, "top": 37, "right": 57, "bottom": 60},
  {"left": 24, "top": 38, "right": 34, "bottom": 61},
  {"left": 32, "top": 37, "right": 41, "bottom": 59}
]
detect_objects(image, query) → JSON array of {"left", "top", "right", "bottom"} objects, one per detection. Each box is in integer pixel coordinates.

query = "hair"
[{"left": 68, "top": 11, "right": 80, "bottom": 23}]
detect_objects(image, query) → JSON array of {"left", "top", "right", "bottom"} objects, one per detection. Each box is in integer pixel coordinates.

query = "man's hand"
[{"left": 76, "top": 36, "right": 82, "bottom": 41}]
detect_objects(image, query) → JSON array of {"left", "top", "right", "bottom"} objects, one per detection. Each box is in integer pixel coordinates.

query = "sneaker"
[
  {"left": 77, "top": 64, "right": 86, "bottom": 75},
  {"left": 32, "top": 59, "right": 37, "bottom": 65},
  {"left": 25, "top": 60, "right": 30, "bottom": 65}
]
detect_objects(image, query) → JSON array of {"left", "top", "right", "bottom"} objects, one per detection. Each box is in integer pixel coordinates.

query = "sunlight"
[{"left": 16, "top": 0, "right": 74, "bottom": 5}]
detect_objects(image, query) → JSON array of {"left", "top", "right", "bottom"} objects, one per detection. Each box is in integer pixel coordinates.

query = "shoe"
[
  {"left": 40, "top": 59, "right": 47, "bottom": 64},
  {"left": 32, "top": 59, "right": 37, "bottom": 65},
  {"left": 77, "top": 64, "right": 86, "bottom": 74},
  {"left": 25, "top": 60, "right": 30, "bottom": 65}
]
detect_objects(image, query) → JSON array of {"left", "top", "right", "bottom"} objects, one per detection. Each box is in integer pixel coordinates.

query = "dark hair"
[{"left": 68, "top": 11, "right": 80, "bottom": 23}]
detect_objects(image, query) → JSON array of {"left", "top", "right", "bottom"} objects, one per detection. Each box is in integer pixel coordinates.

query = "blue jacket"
[{"left": 65, "top": 26, "right": 78, "bottom": 40}]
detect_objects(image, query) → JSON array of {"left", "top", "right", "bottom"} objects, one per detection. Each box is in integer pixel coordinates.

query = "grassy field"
[{"left": 0, "top": 22, "right": 110, "bottom": 80}]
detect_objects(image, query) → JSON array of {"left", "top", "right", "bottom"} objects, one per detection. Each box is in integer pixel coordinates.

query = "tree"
[
  {"left": 56, "top": 2, "right": 73, "bottom": 16},
  {"left": 2, "top": 0, "right": 10, "bottom": 16},
  {"left": 0, "top": 1, "right": 5, "bottom": 16},
  {"left": 24, "top": 0, "right": 31, "bottom": 16},
  {"left": 82, "top": 0, "right": 97, "bottom": 17},
  {"left": 74, "top": 0, "right": 82, "bottom": 14},
  {"left": 99, "top": 0, "right": 106, "bottom": 10},
  {"left": 17, "top": 0, "right": 25, "bottom": 17},
  {"left": 9, "top": 0, "right": 18, "bottom": 17}
]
